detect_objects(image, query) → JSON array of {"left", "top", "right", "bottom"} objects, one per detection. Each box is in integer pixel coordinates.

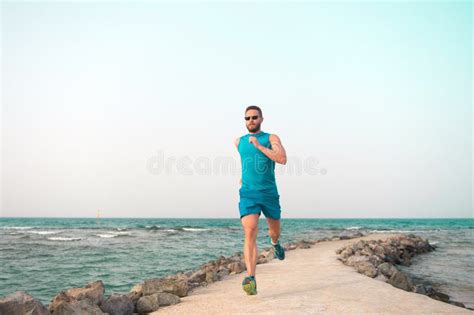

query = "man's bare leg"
[
  {"left": 266, "top": 217, "right": 281, "bottom": 244},
  {"left": 241, "top": 213, "right": 259, "bottom": 277}
]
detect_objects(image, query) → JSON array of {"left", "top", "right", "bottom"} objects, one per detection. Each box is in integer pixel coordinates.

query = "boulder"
[
  {"left": 374, "top": 273, "right": 388, "bottom": 282},
  {"left": 388, "top": 270, "right": 413, "bottom": 291},
  {"left": 156, "top": 292, "right": 180, "bottom": 306},
  {"left": 188, "top": 269, "right": 206, "bottom": 283},
  {"left": 368, "top": 255, "right": 383, "bottom": 267},
  {"left": 52, "top": 299, "right": 105, "bottom": 315},
  {"left": 340, "top": 247, "right": 354, "bottom": 259},
  {"left": 99, "top": 293, "right": 134, "bottom": 315},
  {"left": 136, "top": 294, "right": 160, "bottom": 313},
  {"left": 143, "top": 276, "right": 189, "bottom": 297},
  {"left": 354, "top": 261, "right": 377, "bottom": 278},
  {"left": 49, "top": 280, "right": 105, "bottom": 314},
  {"left": 216, "top": 268, "right": 230, "bottom": 280},
  {"left": 205, "top": 271, "right": 218, "bottom": 283},
  {"left": 227, "top": 261, "right": 245, "bottom": 274},
  {"left": 0, "top": 291, "right": 49, "bottom": 315},
  {"left": 377, "top": 262, "right": 398, "bottom": 278},
  {"left": 295, "top": 240, "right": 312, "bottom": 249},
  {"left": 345, "top": 255, "right": 369, "bottom": 267},
  {"left": 339, "top": 230, "right": 364, "bottom": 240}
]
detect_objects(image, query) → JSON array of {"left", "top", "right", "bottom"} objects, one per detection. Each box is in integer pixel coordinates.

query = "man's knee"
[{"left": 244, "top": 226, "right": 258, "bottom": 239}]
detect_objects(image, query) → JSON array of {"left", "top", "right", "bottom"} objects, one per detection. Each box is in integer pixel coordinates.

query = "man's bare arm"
[
  {"left": 234, "top": 137, "right": 242, "bottom": 185},
  {"left": 250, "top": 134, "right": 287, "bottom": 165}
]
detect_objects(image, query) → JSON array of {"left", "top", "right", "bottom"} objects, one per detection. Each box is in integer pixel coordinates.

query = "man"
[{"left": 234, "top": 105, "right": 287, "bottom": 296}]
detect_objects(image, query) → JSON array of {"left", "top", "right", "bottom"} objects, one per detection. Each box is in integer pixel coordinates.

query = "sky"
[{"left": 1, "top": 1, "right": 472, "bottom": 218}]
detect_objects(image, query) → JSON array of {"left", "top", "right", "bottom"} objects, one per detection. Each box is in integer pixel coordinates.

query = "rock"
[
  {"left": 49, "top": 280, "right": 105, "bottom": 314},
  {"left": 368, "top": 255, "right": 383, "bottom": 267},
  {"left": 129, "top": 283, "right": 143, "bottom": 296},
  {"left": 99, "top": 293, "right": 134, "bottom": 315},
  {"left": 136, "top": 294, "right": 160, "bottom": 313},
  {"left": 205, "top": 271, "right": 218, "bottom": 283},
  {"left": 399, "top": 251, "right": 412, "bottom": 266},
  {"left": 227, "top": 261, "right": 245, "bottom": 274},
  {"left": 188, "top": 282, "right": 202, "bottom": 291},
  {"left": 345, "top": 255, "right": 369, "bottom": 267},
  {"left": 295, "top": 240, "right": 312, "bottom": 249},
  {"left": 339, "top": 230, "right": 364, "bottom": 240},
  {"left": 188, "top": 269, "right": 206, "bottom": 283},
  {"left": 0, "top": 291, "right": 50, "bottom": 315},
  {"left": 413, "top": 284, "right": 427, "bottom": 294},
  {"left": 354, "top": 261, "right": 377, "bottom": 278},
  {"left": 382, "top": 246, "right": 399, "bottom": 264},
  {"left": 374, "top": 273, "right": 388, "bottom": 282},
  {"left": 340, "top": 247, "right": 354, "bottom": 259},
  {"left": 388, "top": 270, "right": 413, "bottom": 291},
  {"left": 286, "top": 243, "right": 297, "bottom": 250},
  {"left": 216, "top": 268, "right": 230, "bottom": 280},
  {"left": 377, "top": 262, "right": 398, "bottom": 278},
  {"left": 372, "top": 245, "right": 386, "bottom": 259},
  {"left": 156, "top": 292, "right": 180, "bottom": 306},
  {"left": 52, "top": 299, "right": 105, "bottom": 315},
  {"left": 127, "top": 283, "right": 142, "bottom": 308},
  {"left": 143, "top": 276, "right": 189, "bottom": 297},
  {"left": 449, "top": 301, "right": 466, "bottom": 308},
  {"left": 428, "top": 288, "right": 450, "bottom": 302}
]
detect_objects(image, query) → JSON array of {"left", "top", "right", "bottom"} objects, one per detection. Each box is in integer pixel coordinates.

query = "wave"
[
  {"left": 368, "top": 229, "right": 434, "bottom": 233},
  {"left": 47, "top": 237, "right": 82, "bottom": 242},
  {"left": 345, "top": 226, "right": 361, "bottom": 230},
  {"left": 1, "top": 226, "right": 34, "bottom": 230},
  {"left": 26, "top": 230, "right": 63, "bottom": 235},
  {"left": 96, "top": 234, "right": 117, "bottom": 238},
  {"left": 144, "top": 225, "right": 211, "bottom": 232},
  {"left": 182, "top": 228, "right": 211, "bottom": 232},
  {"left": 96, "top": 231, "right": 133, "bottom": 238}
]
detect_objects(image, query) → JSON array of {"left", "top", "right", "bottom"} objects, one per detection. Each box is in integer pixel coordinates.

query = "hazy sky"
[{"left": 1, "top": 1, "right": 472, "bottom": 218}]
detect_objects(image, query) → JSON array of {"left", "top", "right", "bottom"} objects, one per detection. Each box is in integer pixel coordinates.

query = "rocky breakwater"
[
  {"left": 0, "top": 232, "right": 362, "bottom": 315},
  {"left": 336, "top": 233, "right": 472, "bottom": 310}
]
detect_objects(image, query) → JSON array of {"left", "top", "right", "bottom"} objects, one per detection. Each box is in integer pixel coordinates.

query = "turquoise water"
[{"left": 0, "top": 218, "right": 472, "bottom": 307}]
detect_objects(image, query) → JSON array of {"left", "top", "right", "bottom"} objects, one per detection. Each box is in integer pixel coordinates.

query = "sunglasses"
[{"left": 245, "top": 115, "right": 259, "bottom": 121}]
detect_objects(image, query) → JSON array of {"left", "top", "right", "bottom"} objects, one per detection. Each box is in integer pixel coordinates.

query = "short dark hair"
[{"left": 245, "top": 105, "right": 262, "bottom": 117}]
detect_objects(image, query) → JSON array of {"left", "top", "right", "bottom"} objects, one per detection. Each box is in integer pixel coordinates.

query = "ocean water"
[{"left": 0, "top": 218, "right": 472, "bottom": 308}]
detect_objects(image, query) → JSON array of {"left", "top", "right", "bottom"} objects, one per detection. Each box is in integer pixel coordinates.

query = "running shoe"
[
  {"left": 272, "top": 239, "right": 285, "bottom": 260},
  {"left": 242, "top": 276, "right": 257, "bottom": 295}
]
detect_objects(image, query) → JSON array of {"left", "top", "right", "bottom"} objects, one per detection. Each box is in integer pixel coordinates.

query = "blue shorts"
[{"left": 239, "top": 190, "right": 281, "bottom": 220}]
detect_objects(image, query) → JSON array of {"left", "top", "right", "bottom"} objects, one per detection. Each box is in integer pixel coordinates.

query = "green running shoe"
[
  {"left": 242, "top": 276, "right": 257, "bottom": 295},
  {"left": 272, "top": 240, "right": 285, "bottom": 260}
]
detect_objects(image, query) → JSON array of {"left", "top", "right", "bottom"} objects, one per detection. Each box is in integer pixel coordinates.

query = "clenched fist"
[{"left": 249, "top": 136, "right": 261, "bottom": 148}]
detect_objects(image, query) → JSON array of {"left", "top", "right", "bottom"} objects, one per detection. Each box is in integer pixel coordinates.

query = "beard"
[{"left": 246, "top": 122, "right": 261, "bottom": 133}]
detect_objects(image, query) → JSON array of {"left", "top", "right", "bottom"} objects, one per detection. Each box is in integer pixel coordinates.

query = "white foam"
[
  {"left": 95, "top": 231, "right": 131, "bottom": 238},
  {"left": 27, "top": 230, "right": 62, "bottom": 235},
  {"left": 2, "top": 226, "right": 33, "bottom": 230},
  {"left": 96, "top": 234, "right": 117, "bottom": 238},
  {"left": 345, "top": 226, "right": 361, "bottom": 230},
  {"left": 47, "top": 237, "right": 82, "bottom": 241},
  {"left": 182, "top": 228, "right": 211, "bottom": 232}
]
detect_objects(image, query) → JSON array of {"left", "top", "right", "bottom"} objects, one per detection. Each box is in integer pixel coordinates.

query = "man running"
[{"left": 234, "top": 105, "right": 287, "bottom": 295}]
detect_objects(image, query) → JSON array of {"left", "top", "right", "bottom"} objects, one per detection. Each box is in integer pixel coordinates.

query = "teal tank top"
[{"left": 238, "top": 131, "right": 279, "bottom": 197}]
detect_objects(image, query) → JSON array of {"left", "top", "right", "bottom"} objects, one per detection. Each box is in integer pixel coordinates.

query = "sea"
[{"left": 0, "top": 217, "right": 472, "bottom": 308}]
